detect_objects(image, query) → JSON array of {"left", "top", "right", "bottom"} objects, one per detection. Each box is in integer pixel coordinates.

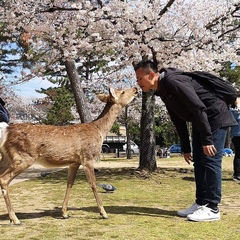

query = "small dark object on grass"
[
  {"left": 97, "top": 183, "right": 117, "bottom": 193},
  {"left": 40, "top": 171, "right": 52, "bottom": 177}
]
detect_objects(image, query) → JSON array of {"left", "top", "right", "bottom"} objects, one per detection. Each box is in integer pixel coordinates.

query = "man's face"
[{"left": 136, "top": 68, "right": 155, "bottom": 92}]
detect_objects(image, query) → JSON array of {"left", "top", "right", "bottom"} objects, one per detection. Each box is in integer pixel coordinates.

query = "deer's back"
[{"left": 1, "top": 123, "right": 103, "bottom": 167}]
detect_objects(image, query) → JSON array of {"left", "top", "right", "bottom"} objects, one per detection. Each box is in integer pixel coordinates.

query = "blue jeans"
[
  {"left": 231, "top": 137, "right": 240, "bottom": 176},
  {"left": 192, "top": 127, "right": 227, "bottom": 208}
]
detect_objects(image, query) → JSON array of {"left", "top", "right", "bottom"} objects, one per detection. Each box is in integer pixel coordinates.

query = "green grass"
[{"left": 0, "top": 156, "right": 239, "bottom": 240}]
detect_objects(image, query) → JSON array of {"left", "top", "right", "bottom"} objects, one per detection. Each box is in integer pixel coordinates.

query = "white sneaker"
[
  {"left": 177, "top": 203, "right": 201, "bottom": 217},
  {"left": 187, "top": 205, "right": 220, "bottom": 222}
]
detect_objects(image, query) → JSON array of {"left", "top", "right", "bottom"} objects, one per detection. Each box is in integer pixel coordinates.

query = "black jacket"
[
  {"left": 0, "top": 98, "right": 9, "bottom": 123},
  {"left": 155, "top": 68, "right": 237, "bottom": 153}
]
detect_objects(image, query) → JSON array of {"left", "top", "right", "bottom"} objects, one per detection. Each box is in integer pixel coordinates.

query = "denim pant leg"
[
  {"left": 192, "top": 127, "right": 227, "bottom": 207},
  {"left": 232, "top": 137, "right": 240, "bottom": 176}
]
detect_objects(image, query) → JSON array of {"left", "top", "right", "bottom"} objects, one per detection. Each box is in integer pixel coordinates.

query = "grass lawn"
[{"left": 0, "top": 155, "right": 239, "bottom": 240}]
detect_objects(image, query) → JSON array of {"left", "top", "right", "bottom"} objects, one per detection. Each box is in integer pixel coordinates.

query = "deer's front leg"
[
  {"left": 83, "top": 160, "right": 108, "bottom": 219},
  {"left": 62, "top": 164, "right": 79, "bottom": 219}
]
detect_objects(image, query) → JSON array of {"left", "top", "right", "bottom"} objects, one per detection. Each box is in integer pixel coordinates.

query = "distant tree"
[
  {"left": 220, "top": 62, "right": 240, "bottom": 91},
  {"left": 220, "top": 62, "right": 240, "bottom": 148},
  {"left": 153, "top": 101, "right": 180, "bottom": 147},
  {"left": 37, "top": 78, "right": 75, "bottom": 126}
]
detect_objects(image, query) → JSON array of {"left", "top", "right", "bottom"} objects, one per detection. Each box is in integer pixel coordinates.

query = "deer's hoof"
[
  {"left": 101, "top": 213, "right": 109, "bottom": 219},
  {"left": 10, "top": 219, "right": 21, "bottom": 225},
  {"left": 62, "top": 213, "right": 69, "bottom": 219}
]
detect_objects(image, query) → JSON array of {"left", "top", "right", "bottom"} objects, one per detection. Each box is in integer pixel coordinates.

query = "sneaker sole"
[
  {"left": 177, "top": 212, "right": 188, "bottom": 217},
  {"left": 233, "top": 178, "right": 240, "bottom": 183},
  {"left": 187, "top": 216, "right": 220, "bottom": 222}
]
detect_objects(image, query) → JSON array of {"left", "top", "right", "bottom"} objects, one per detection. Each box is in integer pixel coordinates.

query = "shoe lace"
[{"left": 194, "top": 205, "right": 209, "bottom": 214}]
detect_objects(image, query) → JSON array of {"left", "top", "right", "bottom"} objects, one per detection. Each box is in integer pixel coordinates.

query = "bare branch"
[
  {"left": 159, "top": 0, "right": 176, "bottom": 16},
  {"left": 218, "top": 25, "right": 240, "bottom": 39},
  {"left": 95, "top": 0, "right": 103, "bottom": 8},
  {"left": 40, "top": 6, "right": 79, "bottom": 13},
  {"left": 205, "top": 4, "right": 240, "bottom": 30}
]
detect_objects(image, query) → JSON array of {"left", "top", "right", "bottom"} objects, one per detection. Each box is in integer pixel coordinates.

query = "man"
[
  {"left": 0, "top": 98, "right": 9, "bottom": 123},
  {"left": 134, "top": 60, "right": 237, "bottom": 222},
  {"left": 230, "top": 97, "right": 240, "bottom": 183}
]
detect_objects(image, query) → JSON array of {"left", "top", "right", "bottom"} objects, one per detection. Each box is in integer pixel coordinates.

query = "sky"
[
  {"left": 12, "top": 78, "right": 56, "bottom": 99},
  {"left": 2, "top": 43, "right": 57, "bottom": 99}
]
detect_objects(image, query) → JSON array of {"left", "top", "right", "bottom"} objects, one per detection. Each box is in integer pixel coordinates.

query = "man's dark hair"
[{"left": 134, "top": 60, "right": 158, "bottom": 73}]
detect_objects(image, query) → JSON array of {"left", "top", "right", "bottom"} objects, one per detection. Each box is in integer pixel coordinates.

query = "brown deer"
[{"left": 0, "top": 87, "right": 137, "bottom": 225}]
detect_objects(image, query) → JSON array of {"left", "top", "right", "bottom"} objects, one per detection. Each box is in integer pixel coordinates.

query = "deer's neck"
[{"left": 92, "top": 103, "right": 122, "bottom": 139}]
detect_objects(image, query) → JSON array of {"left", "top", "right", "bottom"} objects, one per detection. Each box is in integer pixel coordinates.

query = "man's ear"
[{"left": 149, "top": 71, "right": 156, "bottom": 80}]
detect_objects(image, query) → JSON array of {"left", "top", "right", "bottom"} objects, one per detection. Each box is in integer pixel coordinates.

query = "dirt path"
[
  {"left": 11, "top": 155, "right": 234, "bottom": 185},
  {"left": 11, "top": 159, "right": 139, "bottom": 185}
]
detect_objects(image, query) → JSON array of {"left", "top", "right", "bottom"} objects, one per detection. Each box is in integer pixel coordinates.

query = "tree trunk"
[
  {"left": 125, "top": 105, "right": 132, "bottom": 159},
  {"left": 64, "top": 60, "right": 92, "bottom": 123},
  {"left": 225, "top": 127, "right": 231, "bottom": 148},
  {"left": 138, "top": 90, "right": 157, "bottom": 173}
]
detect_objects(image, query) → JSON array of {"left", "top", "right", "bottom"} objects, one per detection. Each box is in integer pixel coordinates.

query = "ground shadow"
[
  {"left": 0, "top": 205, "right": 177, "bottom": 224},
  {"left": 79, "top": 205, "right": 177, "bottom": 218}
]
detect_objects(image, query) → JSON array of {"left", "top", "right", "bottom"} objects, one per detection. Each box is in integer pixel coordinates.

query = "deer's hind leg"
[
  {"left": 83, "top": 160, "right": 108, "bottom": 219},
  {"left": 0, "top": 154, "right": 35, "bottom": 225}
]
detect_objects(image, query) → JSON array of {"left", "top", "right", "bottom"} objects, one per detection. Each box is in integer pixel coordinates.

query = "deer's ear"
[
  {"left": 109, "top": 88, "right": 117, "bottom": 99},
  {"left": 97, "top": 94, "right": 109, "bottom": 102}
]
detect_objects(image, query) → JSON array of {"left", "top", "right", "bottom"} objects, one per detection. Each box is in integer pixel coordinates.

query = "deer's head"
[{"left": 97, "top": 88, "right": 138, "bottom": 107}]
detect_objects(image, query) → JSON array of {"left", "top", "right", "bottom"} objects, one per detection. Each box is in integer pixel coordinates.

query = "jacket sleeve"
[
  {"left": 166, "top": 106, "right": 192, "bottom": 153},
  {"left": 164, "top": 75, "right": 213, "bottom": 147}
]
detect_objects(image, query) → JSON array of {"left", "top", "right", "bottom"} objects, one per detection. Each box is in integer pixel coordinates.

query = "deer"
[{"left": 0, "top": 87, "right": 138, "bottom": 225}]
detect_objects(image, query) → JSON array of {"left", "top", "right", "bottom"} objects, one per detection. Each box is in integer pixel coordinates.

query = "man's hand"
[
  {"left": 183, "top": 145, "right": 217, "bottom": 164},
  {"left": 202, "top": 145, "right": 217, "bottom": 156},
  {"left": 183, "top": 153, "right": 193, "bottom": 164}
]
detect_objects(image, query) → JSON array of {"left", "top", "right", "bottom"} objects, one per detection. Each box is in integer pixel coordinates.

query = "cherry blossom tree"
[
  {"left": 2, "top": 0, "right": 239, "bottom": 91},
  {"left": 1, "top": 0, "right": 240, "bottom": 172}
]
